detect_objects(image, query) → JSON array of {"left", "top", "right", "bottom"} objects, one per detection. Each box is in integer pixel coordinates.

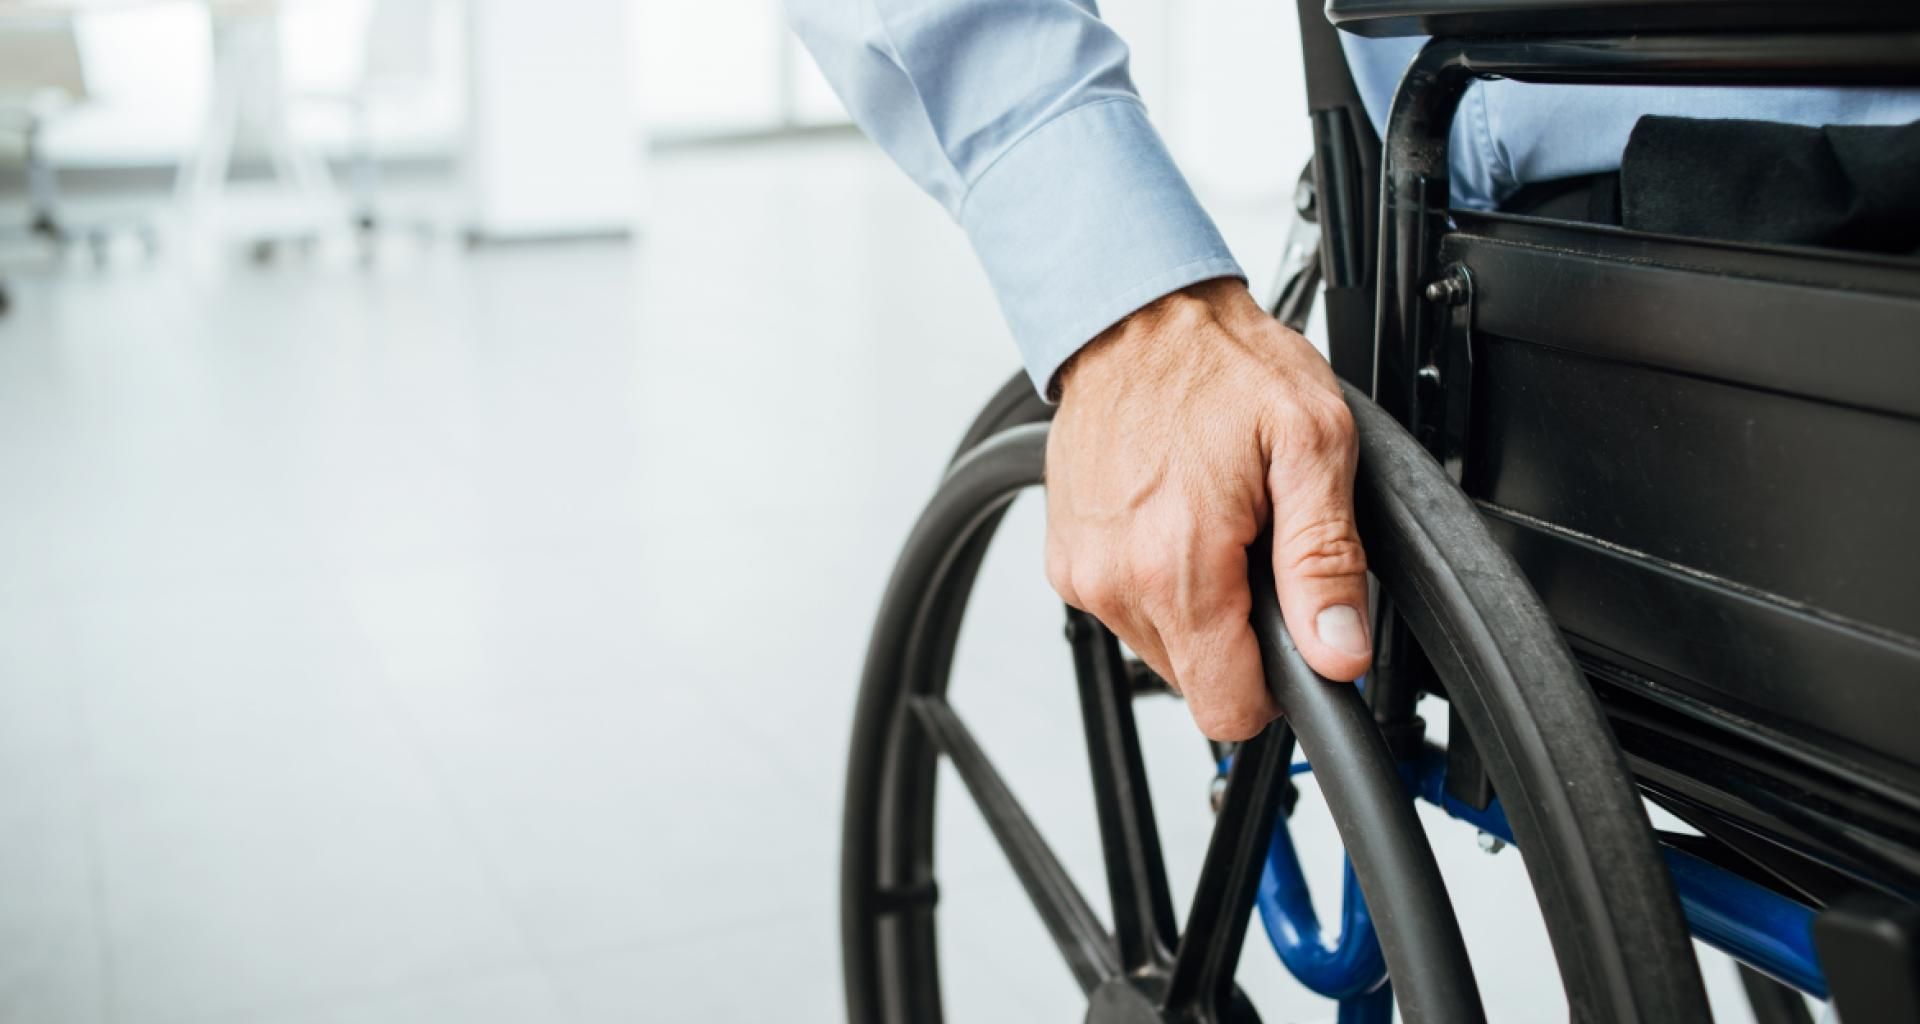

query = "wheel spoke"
[
  {"left": 1127, "top": 657, "right": 1175, "bottom": 697},
  {"left": 906, "top": 695, "right": 1120, "bottom": 992},
  {"left": 1162, "top": 718, "right": 1293, "bottom": 1016},
  {"left": 1066, "top": 608, "right": 1180, "bottom": 972}
]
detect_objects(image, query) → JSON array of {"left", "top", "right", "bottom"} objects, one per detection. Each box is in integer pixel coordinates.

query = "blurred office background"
[{"left": 0, "top": 2, "right": 1775, "bottom": 1021}]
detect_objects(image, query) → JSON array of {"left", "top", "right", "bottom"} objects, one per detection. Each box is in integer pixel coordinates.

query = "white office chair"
[{"left": 0, "top": 17, "right": 89, "bottom": 248}]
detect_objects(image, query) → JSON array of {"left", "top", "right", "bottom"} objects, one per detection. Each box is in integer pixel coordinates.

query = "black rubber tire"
[
  {"left": 842, "top": 373, "right": 1710, "bottom": 1022},
  {"left": 1340, "top": 384, "right": 1711, "bottom": 1022},
  {"left": 946, "top": 369, "right": 1051, "bottom": 462}
]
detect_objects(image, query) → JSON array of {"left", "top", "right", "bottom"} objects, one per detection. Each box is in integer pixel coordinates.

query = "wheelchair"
[{"left": 843, "top": 2, "right": 1920, "bottom": 1020}]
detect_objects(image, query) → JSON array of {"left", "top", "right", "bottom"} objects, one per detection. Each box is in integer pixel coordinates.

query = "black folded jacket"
[{"left": 1620, "top": 115, "right": 1920, "bottom": 254}]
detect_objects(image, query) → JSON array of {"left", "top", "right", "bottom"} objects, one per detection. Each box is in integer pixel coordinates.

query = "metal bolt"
[
  {"left": 1418, "top": 364, "right": 1443, "bottom": 384},
  {"left": 1293, "top": 175, "right": 1317, "bottom": 217},
  {"left": 1477, "top": 831, "right": 1507, "bottom": 855},
  {"left": 1425, "top": 274, "right": 1468, "bottom": 306},
  {"left": 1209, "top": 775, "right": 1229, "bottom": 815}
]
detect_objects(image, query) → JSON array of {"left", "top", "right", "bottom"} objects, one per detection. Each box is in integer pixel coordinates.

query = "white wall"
[
  {"left": 630, "top": 0, "right": 783, "bottom": 133},
  {"left": 465, "top": 0, "right": 642, "bottom": 238},
  {"left": 1152, "top": 0, "right": 1313, "bottom": 202}
]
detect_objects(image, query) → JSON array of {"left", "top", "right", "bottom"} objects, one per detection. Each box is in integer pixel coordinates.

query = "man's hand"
[{"left": 1045, "top": 278, "right": 1371, "bottom": 742}]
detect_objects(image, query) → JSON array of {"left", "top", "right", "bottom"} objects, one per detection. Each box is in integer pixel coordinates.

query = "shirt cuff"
[{"left": 957, "top": 98, "right": 1245, "bottom": 398}]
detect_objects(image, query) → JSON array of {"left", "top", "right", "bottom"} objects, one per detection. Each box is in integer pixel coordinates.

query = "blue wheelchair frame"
[{"left": 1247, "top": 742, "right": 1825, "bottom": 1020}]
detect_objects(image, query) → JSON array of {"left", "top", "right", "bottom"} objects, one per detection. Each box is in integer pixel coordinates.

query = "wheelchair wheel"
[{"left": 843, "top": 373, "right": 1713, "bottom": 1022}]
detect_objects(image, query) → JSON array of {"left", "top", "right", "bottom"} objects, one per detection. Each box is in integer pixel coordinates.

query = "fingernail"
[{"left": 1315, "top": 605, "right": 1370, "bottom": 656}]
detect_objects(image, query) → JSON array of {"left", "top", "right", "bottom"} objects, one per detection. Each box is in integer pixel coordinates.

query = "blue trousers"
[{"left": 1342, "top": 34, "right": 1920, "bottom": 209}]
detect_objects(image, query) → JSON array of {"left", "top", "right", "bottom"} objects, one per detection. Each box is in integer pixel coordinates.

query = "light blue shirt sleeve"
[{"left": 787, "top": 0, "right": 1245, "bottom": 396}]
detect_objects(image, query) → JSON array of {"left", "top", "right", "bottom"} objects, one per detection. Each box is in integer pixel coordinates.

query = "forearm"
[{"left": 787, "top": 0, "right": 1244, "bottom": 395}]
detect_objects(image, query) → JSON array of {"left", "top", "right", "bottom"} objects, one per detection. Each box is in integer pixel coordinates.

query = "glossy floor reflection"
[{"left": 0, "top": 138, "right": 1770, "bottom": 1023}]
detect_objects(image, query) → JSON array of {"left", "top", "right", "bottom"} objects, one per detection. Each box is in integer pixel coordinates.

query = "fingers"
[
  {"left": 1159, "top": 539, "right": 1279, "bottom": 742},
  {"left": 1267, "top": 397, "right": 1373, "bottom": 682},
  {"left": 1048, "top": 536, "right": 1176, "bottom": 690},
  {"left": 1046, "top": 521, "right": 1280, "bottom": 743}
]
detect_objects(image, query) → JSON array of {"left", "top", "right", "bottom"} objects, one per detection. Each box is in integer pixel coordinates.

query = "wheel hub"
[{"left": 1083, "top": 978, "right": 1167, "bottom": 1024}]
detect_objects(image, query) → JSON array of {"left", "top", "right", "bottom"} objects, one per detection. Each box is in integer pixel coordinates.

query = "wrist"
[{"left": 1051, "top": 277, "right": 1256, "bottom": 401}]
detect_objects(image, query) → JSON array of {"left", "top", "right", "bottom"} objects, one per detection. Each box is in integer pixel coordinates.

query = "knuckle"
[
  {"left": 1071, "top": 564, "right": 1123, "bottom": 619},
  {"left": 1281, "top": 520, "right": 1368, "bottom": 582},
  {"left": 1282, "top": 391, "right": 1357, "bottom": 455},
  {"left": 1128, "top": 545, "right": 1178, "bottom": 600},
  {"left": 1317, "top": 396, "right": 1357, "bottom": 447}
]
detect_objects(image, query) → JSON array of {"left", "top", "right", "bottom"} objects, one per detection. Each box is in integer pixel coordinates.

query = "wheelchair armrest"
[{"left": 1327, "top": 0, "right": 1920, "bottom": 38}]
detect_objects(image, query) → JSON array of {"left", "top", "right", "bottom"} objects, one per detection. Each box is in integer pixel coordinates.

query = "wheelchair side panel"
[{"left": 1437, "top": 220, "right": 1920, "bottom": 776}]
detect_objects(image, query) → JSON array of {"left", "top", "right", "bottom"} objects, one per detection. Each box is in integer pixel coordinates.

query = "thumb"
[{"left": 1268, "top": 446, "right": 1372, "bottom": 682}]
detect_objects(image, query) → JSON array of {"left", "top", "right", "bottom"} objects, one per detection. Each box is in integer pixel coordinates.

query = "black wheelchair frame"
[{"left": 841, "top": 2, "right": 1920, "bottom": 1021}]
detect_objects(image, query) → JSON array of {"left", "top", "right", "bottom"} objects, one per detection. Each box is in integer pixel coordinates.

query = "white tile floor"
[{"left": 0, "top": 139, "right": 1776, "bottom": 1022}]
